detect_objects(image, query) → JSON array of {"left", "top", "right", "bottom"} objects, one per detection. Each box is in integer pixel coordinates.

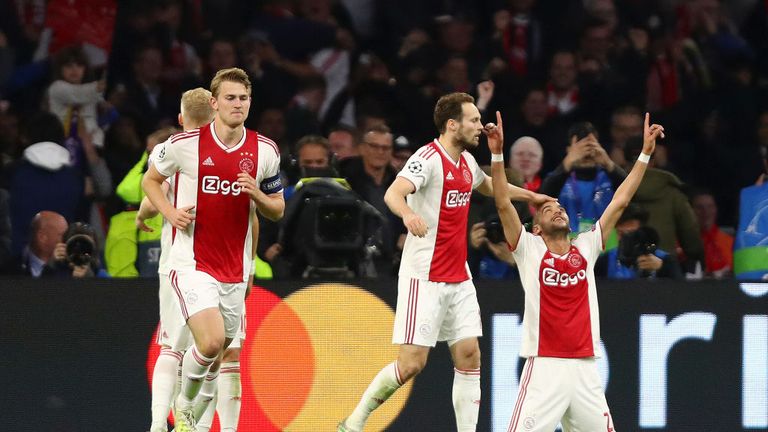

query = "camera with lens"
[
  {"left": 279, "top": 177, "right": 384, "bottom": 278},
  {"left": 617, "top": 226, "right": 659, "bottom": 268},
  {"left": 484, "top": 215, "right": 506, "bottom": 244},
  {"left": 64, "top": 222, "right": 97, "bottom": 267}
]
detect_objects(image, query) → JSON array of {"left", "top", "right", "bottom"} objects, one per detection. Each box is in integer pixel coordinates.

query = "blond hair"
[
  {"left": 210, "top": 67, "right": 251, "bottom": 98},
  {"left": 180, "top": 88, "right": 214, "bottom": 127}
]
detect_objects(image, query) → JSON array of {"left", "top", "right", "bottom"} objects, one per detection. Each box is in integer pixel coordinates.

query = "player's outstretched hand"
[
  {"left": 168, "top": 205, "right": 195, "bottom": 230},
  {"left": 135, "top": 215, "right": 154, "bottom": 232},
  {"left": 643, "top": 112, "right": 665, "bottom": 155},
  {"left": 403, "top": 213, "right": 428, "bottom": 238},
  {"left": 483, "top": 111, "right": 504, "bottom": 156},
  {"left": 530, "top": 192, "right": 557, "bottom": 206}
]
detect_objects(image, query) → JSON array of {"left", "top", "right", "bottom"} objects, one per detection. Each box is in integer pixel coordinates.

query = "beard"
[{"left": 454, "top": 127, "right": 479, "bottom": 150}]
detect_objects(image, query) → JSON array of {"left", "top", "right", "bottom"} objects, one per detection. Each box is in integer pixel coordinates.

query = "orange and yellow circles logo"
[{"left": 147, "top": 284, "right": 413, "bottom": 431}]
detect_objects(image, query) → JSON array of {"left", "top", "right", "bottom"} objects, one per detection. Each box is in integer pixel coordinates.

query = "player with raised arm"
[
  {"left": 142, "top": 68, "right": 284, "bottom": 432},
  {"left": 489, "top": 111, "right": 664, "bottom": 432},
  {"left": 338, "top": 93, "right": 552, "bottom": 432}
]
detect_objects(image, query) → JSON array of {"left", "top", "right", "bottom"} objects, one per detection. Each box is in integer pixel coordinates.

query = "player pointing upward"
[
  {"left": 142, "top": 68, "right": 284, "bottom": 432},
  {"left": 339, "top": 93, "right": 552, "bottom": 432},
  {"left": 489, "top": 111, "right": 664, "bottom": 431}
]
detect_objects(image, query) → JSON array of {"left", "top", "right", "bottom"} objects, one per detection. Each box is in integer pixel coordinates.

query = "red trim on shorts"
[
  {"left": 508, "top": 357, "right": 535, "bottom": 432},
  {"left": 169, "top": 271, "right": 189, "bottom": 320},
  {"left": 406, "top": 279, "right": 419, "bottom": 344}
]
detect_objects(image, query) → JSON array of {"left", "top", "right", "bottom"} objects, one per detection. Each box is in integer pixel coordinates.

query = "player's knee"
[
  {"left": 454, "top": 345, "right": 481, "bottom": 369},
  {"left": 397, "top": 356, "right": 427, "bottom": 381},
  {"left": 222, "top": 348, "right": 241, "bottom": 363},
  {"left": 197, "top": 337, "right": 225, "bottom": 358}
]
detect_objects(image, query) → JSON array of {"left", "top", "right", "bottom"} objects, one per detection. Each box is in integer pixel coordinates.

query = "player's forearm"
[
  {"left": 506, "top": 182, "right": 535, "bottom": 202},
  {"left": 142, "top": 177, "right": 176, "bottom": 219},
  {"left": 137, "top": 196, "right": 160, "bottom": 221},
  {"left": 612, "top": 159, "right": 648, "bottom": 208},
  {"left": 492, "top": 161, "right": 514, "bottom": 212},
  {"left": 254, "top": 192, "right": 285, "bottom": 221},
  {"left": 384, "top": 188, "right": 414, "bottom": 219}
]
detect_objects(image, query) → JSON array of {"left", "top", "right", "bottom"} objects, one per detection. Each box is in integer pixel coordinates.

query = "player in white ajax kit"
[
  {"left": 142, "top": 68, "right": 284, "bottom": 432},
  {"left": 339, "top": 93, "right": 552, "bottom": 432},
  {"left": 488, "top": 111, "right": 666, "bottom": 431},
  {"left": 138, "top": 88, "right": 251, "bottom": 432}
]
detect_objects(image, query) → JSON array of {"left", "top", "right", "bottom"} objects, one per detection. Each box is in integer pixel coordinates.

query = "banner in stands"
[{"left": 1, "top": 278, "right": 766, "bottom": 431}]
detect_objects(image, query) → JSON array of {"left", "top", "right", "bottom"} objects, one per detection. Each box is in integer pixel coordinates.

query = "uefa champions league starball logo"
[{"left": 408, "top": 160, "right": 422, "bottom": 174}]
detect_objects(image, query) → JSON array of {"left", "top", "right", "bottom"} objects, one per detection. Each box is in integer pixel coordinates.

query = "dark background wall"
[{"left": 0, "top": 278, "right": 766, "bottom": 431}]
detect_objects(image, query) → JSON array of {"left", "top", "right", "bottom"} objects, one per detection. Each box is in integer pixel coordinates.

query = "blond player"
[
  {"left": 339, "top": 93, "right": 551, "bottom": 432},
  {"left": 142, "top": 68, "right": 284, "bottom": 432},
  {"left": 488, "top": 111, "right": 664, "bottom": 431}
]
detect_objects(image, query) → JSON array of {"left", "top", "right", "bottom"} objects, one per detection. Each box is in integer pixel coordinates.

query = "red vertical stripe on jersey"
[
  {"left": 508, "top": 357, "right": 535, "bottom": 432},
  {"left": 192, "top": 126, "right": 255, "bottom": 282},
  {"left": 537, "top": 247, "right": 594, "bottom": 357},
  {"left": 428, "top": 145, "right": 472, "bottom": 282},
  {"left": 171, "top": 172, "right": 180, "bottom": 244}
]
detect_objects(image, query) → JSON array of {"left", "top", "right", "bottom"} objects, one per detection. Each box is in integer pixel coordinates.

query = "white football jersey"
[
  {"left": 397, "top": 139, "right": 486, "bottom": 282},
  {"left": 152, "top": 123, "right": 281, "bottom": 283},
  {"left": 511, "top": 222, "right": 604, "bottom": 358}
]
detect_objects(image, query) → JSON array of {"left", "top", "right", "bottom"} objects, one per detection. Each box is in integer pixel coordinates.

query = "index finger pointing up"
[
  {"left": 496, "top": 110, "right": 503, "bottom": 129},
  {"left": 644, "top": 112, "right": 650, "bottom": 132}
]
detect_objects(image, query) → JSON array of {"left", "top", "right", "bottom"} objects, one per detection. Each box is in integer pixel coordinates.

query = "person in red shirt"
[{"left": 691, "top": 190, "right": 733, "bottom": 278}]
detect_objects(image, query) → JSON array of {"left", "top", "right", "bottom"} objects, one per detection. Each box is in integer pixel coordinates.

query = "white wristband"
[
  {"left": 638, "top": 152, "right": 651, "bottom": 164},
  {"left": 491, "top": 153, "right": 504, "bottom": 163}
]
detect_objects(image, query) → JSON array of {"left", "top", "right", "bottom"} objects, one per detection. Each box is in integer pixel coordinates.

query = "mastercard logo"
[{"left": 147, "top": 283, "right": 413, "bottom": 431}]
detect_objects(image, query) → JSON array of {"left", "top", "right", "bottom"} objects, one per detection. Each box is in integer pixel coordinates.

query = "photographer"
[
  {"left": 595, "top": 204, "right": 682, "bottom": 279},
  {"left": 469, "top": 218, "right": 517, "bottom": 279},
  {"left": 43, "top": 222, "right": 107, "bottom": 278}
]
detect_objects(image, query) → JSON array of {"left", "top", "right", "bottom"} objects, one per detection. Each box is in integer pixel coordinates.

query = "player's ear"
[
  {"left": 532, "top": 223, "right": 542, "bottom": 235},
  {"left": 178, "top": 113, "right": 183, "bottom": 128}
]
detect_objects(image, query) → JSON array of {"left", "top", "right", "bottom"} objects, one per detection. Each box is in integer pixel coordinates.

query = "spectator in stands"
[
  {"left": 0, "top": 188, "right": 9, "bottom": 270},
  {"left": 15, "top": 211, "right": 67, "bottom": 277},
  {"left": 491, "top": 0, "right": 546, "bottom": 78},
  {"left": 509, "top": 86, "right": 567, "bottom": 174},
  {"left": 391, "top": 135, "right": 413, "bottom": 172},
  {"left": 546, "top": 50, "right": 581, "bottom": 120},
  {"left": 540, "top": 121, "right": 626, "bottom": 233},
  {"left": 46, "top": 45, "right": 107, "bottom": 148},
  {"left": 734, "top": 143, "right": 768, "bottom": 279},
  {"left": 105, "top": 126, "right": 177, "bottom": 277},
  {"left": 338, "top": 124, "right": 403, "bottom": 269},
  {"left": 6, "top": 112, "right": 84, "bottom": 256},
  {"left": 328, "top": 124, "right": 358, "bottom": 160},
  {"left": 596, "top": 204, "right": 683, "bottom": 279},
  {"left": 509, "top": 136, "right": 544, "bottom": 216},
  {"left": 607, "top": 106, "right": 643, "bottom": 168},
  {"left": 691, "top": 189, "right": 733, "bottom": 278},
  {"left": 43, "top": 222, "right": 107, "bottom": 278},
  {"left": 623, "top": 136, "right": 704, "bottom": 275},
  {"left": 259, "top": 135, "right": 336, "bottom": 271},
  {"left": 120, "top": 46, "right": 178, "bottom": 138}
]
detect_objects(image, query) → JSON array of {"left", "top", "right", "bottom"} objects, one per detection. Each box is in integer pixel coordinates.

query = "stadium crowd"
[{"left": 0, "top": 0, "right": 767, "bottom": 280}]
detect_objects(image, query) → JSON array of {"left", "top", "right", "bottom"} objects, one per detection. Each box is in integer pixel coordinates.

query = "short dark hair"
[
  {"left": 434, "top": 92, "right": 474, "bottom": 134},
  {"left": 617, "top": 203, "right": 649, "bottom": 225},
  {"left": 567, "top": 121, "right": 599, "bottom": 142},
  {"left": 23, "top": 112, "right": 65, "bottom": 145},
  {"left": 53, "top": 45, "right": 89, "bottom": 80},
  {"left": 295, "top": 135, "right": 330, "bottom": 154}
]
